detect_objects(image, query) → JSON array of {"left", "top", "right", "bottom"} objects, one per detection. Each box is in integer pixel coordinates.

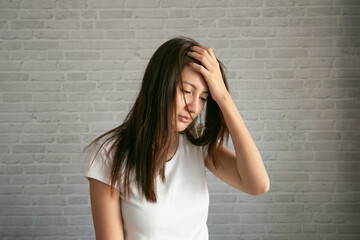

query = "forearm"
[{"left": 217, "top": 93, "right": 270, "bottom": 195}]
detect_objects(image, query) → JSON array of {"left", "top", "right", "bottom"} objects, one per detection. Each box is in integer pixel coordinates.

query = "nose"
[{"left": 186, "top": 96, "right": 200, "bottom": 115}]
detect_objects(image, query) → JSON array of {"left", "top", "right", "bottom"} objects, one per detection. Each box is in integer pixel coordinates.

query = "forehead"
[{"left": 180, "top": 65, "right": 208, "bottom": 91}]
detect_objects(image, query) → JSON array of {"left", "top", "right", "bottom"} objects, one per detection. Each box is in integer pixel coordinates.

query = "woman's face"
[{"left": 173, "top": 65, "right": 209, "bottom": 132}]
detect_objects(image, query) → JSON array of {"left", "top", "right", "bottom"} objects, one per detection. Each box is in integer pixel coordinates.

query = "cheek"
[{"left": 175, "top": 93, "right": 185, "bottom": 108}]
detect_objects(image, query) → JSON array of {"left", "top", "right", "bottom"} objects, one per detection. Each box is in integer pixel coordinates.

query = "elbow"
[{"left": 250, "top": 180, "right": 270, "bottom": 196}]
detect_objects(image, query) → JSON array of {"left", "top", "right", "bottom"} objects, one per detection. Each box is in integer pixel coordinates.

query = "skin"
[
  {"left": 166, "top": 65, "right": 209, "bottom": 161},
  {"left": 174, "top": 65, "right": 210, "bottom": 132},
  {"left": 187, "top": 45, "right": 270, "bottom": 195},
  {"left": 89, "top": 45, "right": 271, "bottom": 240}
]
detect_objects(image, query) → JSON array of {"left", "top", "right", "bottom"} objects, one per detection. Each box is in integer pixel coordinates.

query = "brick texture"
[{"left": 0, "top": 0, "right": 360, "bottom": 239}]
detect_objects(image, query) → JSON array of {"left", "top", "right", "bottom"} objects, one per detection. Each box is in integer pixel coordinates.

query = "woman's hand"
[{"left": 187, "top": 45, "right": 230, "bottom": 104}]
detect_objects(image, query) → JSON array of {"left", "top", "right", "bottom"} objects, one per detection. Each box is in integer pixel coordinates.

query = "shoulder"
[
  {"left": 84, "top": 137, "right": 117, "bottom": 173},
  {"left": 84, "top": 137, "right": 124, "bottom": 192},
  {"left": 180, "top": 134, "right": 209, "bottom": 160}
]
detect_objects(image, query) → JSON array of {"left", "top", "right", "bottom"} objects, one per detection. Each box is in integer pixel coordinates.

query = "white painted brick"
[
  {"left": 60, "top": 186, "right": 89, "bottom": 195},
  {"left": 63, "top": 82, "right": 96, "bottom": 92},
  {"left": 101, "top": 50, "right": 136, "bottom": 60},
  {"left": 45, "top": 20, "right": 80, "bottom": 29},
  {"left": 219, "top": 19, "right": 252, "bottom": 28},
  {"left": 1, "top": 147, "right": 12, "bottom": 157},
  {"left": 12, "top": 144, "right": 45, "bottom": 153},
  {"left": 21, "top": 0, "right": 56, "bottom": 9},
  {"left": 168, "top": 9, "right": 190, "bottom": 18},
  {"left": 79, "top": 113, "right": 113, "bottom": 122},
  {"left": 125, "top": 0, "right": 160, "bottom": 8},
  {"left": 124, "top": 32, "right": 154, "bottom": 40},
  {"left": 22, "top": 61, "right": 57, "bottom": 71},
  {"left": 10, "top": 20, "right": 44, "bottom": 29},
  {"left": 30, "top": 196, "right": 66, "bottom": 205},
  {"left": 226, "top": 8, "right": 260, "bottom": 17},
  {"left": 267, "top": 223, "right": 302, "bottom": 233},
  {"left": 231, "top": 39, "right": 266, "bottom": 48},
  {"left": 0, "top": 113, "right": 33, "bottom": 123},
  {"left": 262, "top": 8, "right": 287, "bottom": 17},
  {"left": 55, "top": 10, "right": 79, "bottom": 20},
  {"left": 99, "top": 10, "right": 132, "bottom": 19},
  {"left": 1, "top": 216, "right": 33, "bottom": 226},
  {"left": 47, "top": 51, "right": 63, "bottom": 60},
  {"left": 2, "top": 49, "right": 15, "bottom": 57},
  {"left": 191, "top": 8, "right": 226, "bottom": 18},
  {"left": 21, "top": 134, "right": 55, "bottom": 143},
  {"left": 87, "top": 0, "right": 125, "bottom": 9},
  {"left": 59, "top": 41, "right": 92, "bottom": 50},
  {"left": 23, "top": 123, "right": 57, "bottom": 133},
  {"left": 19, "top": 10, "right": 53, "bottom": 19},
  {"left": 95, "top": 20, "right": 128, "bottom": 29},
  {"left": 57, "top": 0, "right": 87, "bottom": 9},
  {"left": 65, "top": 51, "right": 100, "bottom": 61},
  {"left": 307, "top": 7, "right": 341, "bottom": 16},
  {"left": 58, "top": 123, "right": 89, "bottom": 133},
  {"left": 34, "top": 30, "right": 70, "bottom": 39},
  {"left": 89, "top": 61, "right": 126, "bottom": 71},
  {"left": 132, "top": 9, "right": 167, "bottom": 19},
  {"left": 231, "top": 0, "right": 263, "bottom": 7},
  {"left": 34, "top": 216, "right": 68, "bottom": 226},
  {"left": 163, "top": 0, "right": 196, "bottom": 8},
  {"left": 2, "top": 154, "right": 33, "bottom": 165},
  {"left": 12, "top": 175, "right": 47, "bottom": 184},
  {"left": 0, "top": 0, "right": 20, "bottom": 8},
  {"left": 0, "top": 135, "right": 18, "bottom": 144},
  {"left": 165, "top": 19, "right": 199, "bottom": 28},
  {"left": 11, "top": 51, "right": 46, "bottom": 61},
  {"left": 0, "top": 30, "right": 32, "bottom": 40},
  {"left": 96, "top": 82, "right": 114, "bottom": 91},
  {"left": 48, "top": 175, "right": 64, "bottom": 184},
  {"left": 59, "top": 62, "right": 89, "bottom": 71},
  {"left": 0, "top": 62, "right": 21, "bottom": 71},
  {"left": 0, "top": 103, "right": 23, "bottom": 112}
]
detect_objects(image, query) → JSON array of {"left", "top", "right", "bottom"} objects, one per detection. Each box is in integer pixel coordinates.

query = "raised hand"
[{"left": 187, "top": 45, "right": 230, "bottom": 104}]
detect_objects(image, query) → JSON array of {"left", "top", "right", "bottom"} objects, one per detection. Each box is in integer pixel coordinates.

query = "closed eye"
[{"left": 182, "top": 89, "right": 191, "bottom": 95}]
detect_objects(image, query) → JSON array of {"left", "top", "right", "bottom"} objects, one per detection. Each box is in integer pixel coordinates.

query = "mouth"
[{"left": 178, "top": 115, "right": 191, "bottom": 123}]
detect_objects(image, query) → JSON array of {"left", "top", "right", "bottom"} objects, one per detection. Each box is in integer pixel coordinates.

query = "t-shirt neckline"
[{"left": 165, "top": 134, "right": 183, "bottom": 166}]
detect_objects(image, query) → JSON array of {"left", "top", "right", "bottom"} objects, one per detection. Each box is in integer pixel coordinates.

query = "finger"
[
  {"left": 199, "top": 45, "right": 216, "bottom": 60},
  {"left": 190, "top": 45, "right": 214, "bottom": 63},
  {"left": 187, "top": 51, "right": 212, "bottom": 70},
  {"left": 187, "top": 62, "right": 208, "bottom": 78}
]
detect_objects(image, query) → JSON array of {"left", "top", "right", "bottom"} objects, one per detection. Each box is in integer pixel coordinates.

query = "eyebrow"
[{"left": 183, "top": 81, "right": 210, "bottom": 94}]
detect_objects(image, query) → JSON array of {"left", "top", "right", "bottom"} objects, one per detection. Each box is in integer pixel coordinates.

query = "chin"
[
  {"left": 177, "top": 127, "right": 187, "bottom": 132},
  {"left": 176, "top": 123, "right": 189, "bottom": 132}
]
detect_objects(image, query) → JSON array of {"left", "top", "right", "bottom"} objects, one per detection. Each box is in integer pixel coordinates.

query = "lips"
[{"left": 178, "top": 115, "right": 190, "bottom": 123}]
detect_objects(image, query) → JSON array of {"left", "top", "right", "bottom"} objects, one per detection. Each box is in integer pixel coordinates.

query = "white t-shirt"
[{"left": 83, "top": 133, "right": 210, "bottom": 240}]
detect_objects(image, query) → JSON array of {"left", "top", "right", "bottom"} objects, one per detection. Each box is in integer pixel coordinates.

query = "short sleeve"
[{"left": 83, "top": 141, "right": 121, "bottom": 191}]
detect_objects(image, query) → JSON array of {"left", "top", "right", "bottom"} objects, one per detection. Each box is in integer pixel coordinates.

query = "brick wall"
[{"left": 0, "top": 0, "right": 359, "bottom": 239}]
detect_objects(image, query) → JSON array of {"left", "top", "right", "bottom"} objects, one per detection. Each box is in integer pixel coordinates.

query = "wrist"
[
  {"left": 215, "top": 92, "right": 232, "bottom": 108},
  {"left": 215, "top": 92, "right": 232, "bottom": 105}
]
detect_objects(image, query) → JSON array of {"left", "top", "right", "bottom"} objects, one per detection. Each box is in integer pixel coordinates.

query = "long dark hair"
[{"left": 85, "top": 36, "right": 229, "bottom": 203}]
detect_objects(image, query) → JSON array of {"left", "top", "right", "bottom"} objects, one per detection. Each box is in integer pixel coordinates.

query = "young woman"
[{"left": 84, "top": 37, "right": 270, "bottom": 240}]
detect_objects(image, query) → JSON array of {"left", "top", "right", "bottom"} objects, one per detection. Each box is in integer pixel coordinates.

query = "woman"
[{"left": 84, "top": 37, "right": 270, "bottom": 239}]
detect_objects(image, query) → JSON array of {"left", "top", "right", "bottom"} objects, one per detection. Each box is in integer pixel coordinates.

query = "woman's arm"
[
  {"left": 89, "top": 178, "right": 124, "bottom": 240},
  {"left": 209, "top": 94, "right": 270, "bottom": 195},
  {"left": 187, "top": 45, "right": 270, "bottom": 195}
]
